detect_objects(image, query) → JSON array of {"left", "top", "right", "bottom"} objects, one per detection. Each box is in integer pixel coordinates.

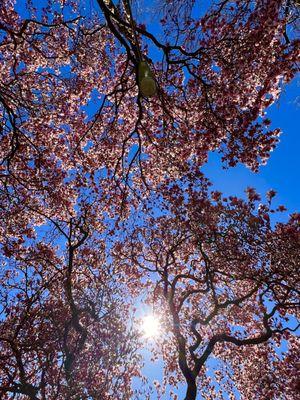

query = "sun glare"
[{"left": 141, "top": 314, "right": 161, "bottom": 338}]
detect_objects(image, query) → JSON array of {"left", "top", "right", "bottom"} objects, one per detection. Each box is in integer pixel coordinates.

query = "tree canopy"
[{"left": 0, "top": 1, "right": 299, "bottom": 399}]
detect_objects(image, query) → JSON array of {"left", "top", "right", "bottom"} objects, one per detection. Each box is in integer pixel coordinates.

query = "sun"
[{"left": 141, "top": 314, "right": 161, "bottom": 338}]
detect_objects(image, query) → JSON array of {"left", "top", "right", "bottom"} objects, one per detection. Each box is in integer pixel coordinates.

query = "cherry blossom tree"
[
  {"left": 0, "top": 0, "right": 299, "bottom": 399},
  {"left": 0, "top": 203, "right": 142, "bottom": 399},
  {"left": 115, "top": 177, "right": 299, "bottom": 399}
]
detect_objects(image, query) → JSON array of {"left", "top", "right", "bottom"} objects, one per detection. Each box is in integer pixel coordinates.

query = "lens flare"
[{"left": 141, "top": 314, "right": 161, "bottom": 338}]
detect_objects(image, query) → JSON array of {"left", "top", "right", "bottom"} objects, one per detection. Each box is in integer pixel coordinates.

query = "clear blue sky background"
[
  {"left": 204, "top": 78, "right": 300, "bottom": 213},
  {"left": 14, "top": 1, "right": 299, "bottom": 398},
  {"left": 129, "top": 2, "right": 300, "bottom": 398},
  {"left": 140, "top": 77, "right": 299, "bottom": 400},
  {"left": 15, "top": 0, "right": 299, "bottom": 212}
]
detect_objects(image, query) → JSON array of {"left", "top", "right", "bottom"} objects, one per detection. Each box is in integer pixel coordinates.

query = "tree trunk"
[{"left": 184, "top": 379, "right": 197, "bottom": 400}]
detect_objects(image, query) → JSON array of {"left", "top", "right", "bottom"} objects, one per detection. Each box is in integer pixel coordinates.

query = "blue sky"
[
  {"left": 140, "top": 77, "right": 299, "bottom": 399},
  {"left": 203, "top": 78, "right": 300, "bottom": 213},
  {"left": 129, "top": 2, "right": 300, "bottom": 397},
  {"left": 12, "top": 1, "right": 300, "bottom": 398}
]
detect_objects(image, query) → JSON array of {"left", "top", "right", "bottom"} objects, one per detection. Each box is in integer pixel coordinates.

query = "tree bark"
[{"left": 184, "top": 379, "right": 197, "bottom": 400}]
